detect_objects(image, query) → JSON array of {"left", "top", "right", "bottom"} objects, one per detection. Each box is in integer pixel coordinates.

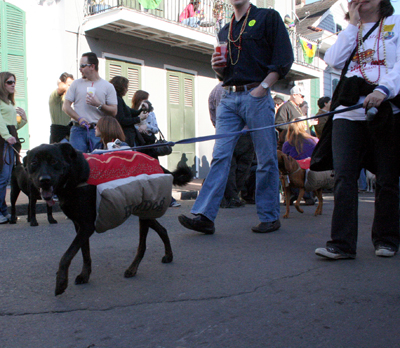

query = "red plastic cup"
[{"left": 215, "top": 42, "right": 227, "bottom": 68}]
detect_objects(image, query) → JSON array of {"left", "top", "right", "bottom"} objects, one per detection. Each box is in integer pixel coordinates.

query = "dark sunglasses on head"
[
  {"left": 6, "top": 80, "right": 15, "bottom": 85},
  {"left": 80, "top": 63, "right": 92, "bottom": 69}
]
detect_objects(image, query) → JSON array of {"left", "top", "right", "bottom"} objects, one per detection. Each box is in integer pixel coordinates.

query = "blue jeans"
[
  {"left": 181, "top": 17, "right": 199, "bottom": 27},
  {"left": 69, "top": 125, "right": 101, "bottom": 153},
  {"left": 191, "top": 88, "right": 280, "bottom": 222},
  {"left": 0, "top": 145, "right": 14, "bottom": 216}
]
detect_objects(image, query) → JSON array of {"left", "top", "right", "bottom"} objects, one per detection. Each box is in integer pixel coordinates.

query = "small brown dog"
[{"left": 277, "top": 150, "right": 331, "bottom": 219}]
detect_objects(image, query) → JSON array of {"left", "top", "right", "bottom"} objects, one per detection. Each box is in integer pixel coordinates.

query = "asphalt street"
[{"left": 1, "top": 193, "right": 400, "bottom": 348}]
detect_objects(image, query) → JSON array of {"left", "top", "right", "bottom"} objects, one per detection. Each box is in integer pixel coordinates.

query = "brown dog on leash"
[{"left": 277, "top": 150, "right": 325, "bottom": 219}]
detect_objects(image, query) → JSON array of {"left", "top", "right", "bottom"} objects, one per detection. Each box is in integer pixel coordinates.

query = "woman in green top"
[{"left": 0, "top": 72, "right": 27, "bottom": 224}]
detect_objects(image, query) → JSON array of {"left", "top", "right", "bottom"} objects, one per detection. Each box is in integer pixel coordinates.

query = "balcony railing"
[
  {"left": 84, "top": 1, "right": 321, "bottom": 71},
  {"left": 84, "top": 0, "right": 233, "bottom": 34}
]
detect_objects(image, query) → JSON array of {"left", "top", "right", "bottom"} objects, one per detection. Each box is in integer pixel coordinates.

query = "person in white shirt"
[
  {"left": 63, "top": 52, "right": 117, "bottom": 152},
  {"left": 315, "top": 0, "right": 400, "bottom": 260}
]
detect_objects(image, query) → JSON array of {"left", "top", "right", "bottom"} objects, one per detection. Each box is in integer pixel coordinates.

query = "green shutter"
[
  {"left": 0, "top": 2, "right": 29, "bottom": 149},
  {"left": 106, "top": 59, "right": 141, "bottom": 105},
  {"left": 310, "top": 78, "right": 320, "bottom": 116}
]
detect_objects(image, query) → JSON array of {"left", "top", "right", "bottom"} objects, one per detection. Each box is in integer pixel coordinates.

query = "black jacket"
[{"left": 115, "top": 96, "right": 142, "bottom": 147}]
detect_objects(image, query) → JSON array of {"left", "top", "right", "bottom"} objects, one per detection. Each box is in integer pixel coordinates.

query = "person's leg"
[
  {"left": 189, "top": 92, "right": 243, "bottom": 221},
  {"left": 234, "top": 133, "right": 254, "bottom": 196},
  {"left": 371, "top": 117, "right": 400, "bottom": 254},
  {"left": 223, "top": 143, "right": 239, "bottom": 203},
  {"left": 88, "top": 128, "right": 101, "bottom": 152},
  {"left": 69, "top": 126, "right": 88, "bottom": 152},
  {"left": 326, "top": 120, "right": 366, "bottom": 256},
  {"left": 0, "top": 145, "right": 14, "bottom": 217},
  {"left": 358, "top": 168, "right": 367, "bottom": 191},
  {"left": 244, "top": 89, "right": 280, "bottom": 224}
]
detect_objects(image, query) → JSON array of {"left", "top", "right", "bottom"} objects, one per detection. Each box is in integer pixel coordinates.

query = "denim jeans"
[
  {"left": 191, "top": 88, "right": 280, "bottom": 222},
  {"left": 0, "top": 145, "right": 14, "bottom": 216},
  {"left": 69, "top": 125, "right": 101, "bottom": 153},
  {"left": 327, "top": 118, "right": 400, "bottom": 255}
]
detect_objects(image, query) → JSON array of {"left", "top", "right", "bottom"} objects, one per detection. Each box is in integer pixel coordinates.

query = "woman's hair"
[
  {"left": 109, "top": 76, "right": 129, "bottom": 97},
  {"left": 286, "top": 119, "right": 316, "bottom": 154},
  {"left": 0, "top": 72, "right": 16, "bottom": 105},
  {"left": 132, "top": 90, "right": 149, "bottom": 109},
  {"left": 345, "top": 0, "right": 394, "bottom": 20},
  {"left": 96, "top": 116, "right": 126, "bottom": 145}
]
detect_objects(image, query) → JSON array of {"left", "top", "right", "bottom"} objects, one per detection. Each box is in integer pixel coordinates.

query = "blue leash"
[{"left": 93, "top": 103, "right": 376, "bottom": 154}]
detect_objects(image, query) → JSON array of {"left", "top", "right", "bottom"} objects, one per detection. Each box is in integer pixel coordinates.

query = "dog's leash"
[{"left": 92, "top": 103, "right": 377, "bottom": 154}]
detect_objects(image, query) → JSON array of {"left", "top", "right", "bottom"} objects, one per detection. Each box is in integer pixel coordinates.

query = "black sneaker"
[
  {"left": 315, "top": 247, "right": 356, "bottom": 260},
  {"left": 251, "top": 220, "right": 281, "bottom": 233},
  {"left": 178, "top": 214, "right": 215, "bottom": 234}
]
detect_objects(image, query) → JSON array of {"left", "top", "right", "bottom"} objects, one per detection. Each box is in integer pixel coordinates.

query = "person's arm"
[
  {"left": 115, "top": 97, "right": 143, "bottom": 127},
  {"left": 63, "top": 99, "right": 82, "bottom": 123}
]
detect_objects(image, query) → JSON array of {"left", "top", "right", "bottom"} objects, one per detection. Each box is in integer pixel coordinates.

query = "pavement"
[
  {"left": 5, "top": 178, "right": 203, "bottom": 216},
  {"left": 2, "top": 191, "right": 400, "bottom": 347}
]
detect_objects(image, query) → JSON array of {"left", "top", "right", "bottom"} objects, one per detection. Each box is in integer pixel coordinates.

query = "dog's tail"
[{"left": 162, "top": 165, "right": 193, "bottom": 187}]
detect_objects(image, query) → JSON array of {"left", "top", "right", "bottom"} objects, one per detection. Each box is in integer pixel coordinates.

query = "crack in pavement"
[{"left": 0, "top": 265, "right": 326, "bottom": 318}]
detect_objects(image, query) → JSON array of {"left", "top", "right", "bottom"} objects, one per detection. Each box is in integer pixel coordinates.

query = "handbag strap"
[
  {"left": 341, "top": 19, "right": 381, "bottom": 78},
  {"left": 158, "top": 129, "right": 166, "bottom": 140}
]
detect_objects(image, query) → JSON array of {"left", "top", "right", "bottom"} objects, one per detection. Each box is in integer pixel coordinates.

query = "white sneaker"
[
  {"left": 0, "top": 215, "right": 9, "bottom": 224},
  {"left": 375, "top": 246, "right": 396, "bottom": 257},
  {"left": 170, "top": 200, "right": 181, "bottom": 207},
  {"left": 315, "top": 247, "right": 355, "bottom": 260}
]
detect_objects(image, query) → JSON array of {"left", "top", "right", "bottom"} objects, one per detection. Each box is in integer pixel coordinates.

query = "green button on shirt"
[{"left": 49, "top": 89, "right": 71, "bottom": 126}]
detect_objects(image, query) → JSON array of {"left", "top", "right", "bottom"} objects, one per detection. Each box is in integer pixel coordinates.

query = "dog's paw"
[
  {"left": 48, "top": 218, "right": 58, "bottom": 224},
  {"left": 55, "top": 279, "right": 68, "bottom": 296},
  {"left": 75, "top": 274, "right": 89, "bottom": 285},
  {"left": 124, "top": 269, "right": 137, "bottom": 278},
  {"left": 161, "top": 254, "right": 173, "bottom": 263},
  {"left": 283, "top": 213, "right": 289, "bottom": 219},
  {"left": 30, "top": 220, "right": 39, "bottom": 227}
]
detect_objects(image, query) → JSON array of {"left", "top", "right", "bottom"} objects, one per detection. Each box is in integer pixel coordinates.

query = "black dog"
[
  {"left": 10, "top": 157, "right": 57, "bottom": 226},
  {"left": 26, "top": 143, "right": 192, "bottom": 296}
]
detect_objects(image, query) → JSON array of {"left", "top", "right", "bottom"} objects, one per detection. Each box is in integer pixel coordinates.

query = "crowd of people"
[{"left": 1, "top": 0, "right": 399, "bottom": 261}]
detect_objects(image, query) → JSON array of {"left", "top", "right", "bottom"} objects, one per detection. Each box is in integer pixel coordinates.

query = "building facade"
[{"left": 1, "top": 0, "right": 321, "bottom": 177}]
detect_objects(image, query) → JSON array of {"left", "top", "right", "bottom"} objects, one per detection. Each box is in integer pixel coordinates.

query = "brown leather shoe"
[
  {"left": 178, "top": 214, "right": 215, "bottom": 234},
  {"left": 251, "top": 220, "right": 281, "bottom": 233}
]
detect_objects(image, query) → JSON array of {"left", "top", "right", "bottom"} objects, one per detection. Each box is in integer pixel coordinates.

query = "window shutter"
[
  {"left": 127, "top": 67, "right": 139, "bottom": 101},
  {"left": 0, "top": 2, "right": 28, "bottom": 149},
  {"left": 169, "top": 75, "right": 180, "bottom": 105},
  {"left": 184, "top": 78, "right": 193, "bottom": 107}
]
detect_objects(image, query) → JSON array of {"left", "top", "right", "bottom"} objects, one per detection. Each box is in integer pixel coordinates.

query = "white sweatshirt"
[{"left": 324, "top": 15, "right": 400, "bottom": 120}]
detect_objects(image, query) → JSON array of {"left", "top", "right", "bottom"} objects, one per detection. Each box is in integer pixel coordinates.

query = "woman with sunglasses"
[{"left": 0, "top": 72, "right": 27, "bottom": 224}]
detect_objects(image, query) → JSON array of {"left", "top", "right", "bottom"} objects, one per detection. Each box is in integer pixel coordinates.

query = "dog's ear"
[{"left": 57, "top": 143, "right": 78, "bottom": 163}]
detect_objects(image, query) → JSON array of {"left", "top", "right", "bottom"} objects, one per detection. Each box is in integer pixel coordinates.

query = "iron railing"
[
  {"left": 84, "top": 0, "right": 233, "bottom": 34},
  {"left": 84, "top": 1, "right": 321, "bottom": 71}
]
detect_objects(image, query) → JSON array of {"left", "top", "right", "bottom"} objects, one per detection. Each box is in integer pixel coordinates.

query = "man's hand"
[
  {"left": 211, "top": 51, "right": 225, "bottom": 76},
  {"left": 348, "top": 0, "right": 361, "bottom": 26},
  {"left": 86, "top": 93, "right": 101, "bottom": 108},
  {"left": 250, "top": 85, "right": 268, "bottom": 98},
  {"left": 78, "top": 117, "right": 89, "bottom": 127}
]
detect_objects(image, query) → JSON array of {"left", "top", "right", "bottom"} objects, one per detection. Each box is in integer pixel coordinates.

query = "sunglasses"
[
  {"left": 80, "top": 64, "right": 92, "bottom": 69},
  {"left": 6, "top": 80, "right": 15, "bottom": 85}
]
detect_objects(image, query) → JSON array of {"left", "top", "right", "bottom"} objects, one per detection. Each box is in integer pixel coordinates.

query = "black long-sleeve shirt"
[{"left": 218, "top": 5, "right": 294, "bottom": 86}]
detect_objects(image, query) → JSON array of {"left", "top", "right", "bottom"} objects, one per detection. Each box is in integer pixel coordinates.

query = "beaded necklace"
[
  {"left": 228, "top": 4, "right": 252, "bottom": 66},
  {"left": 357, "top": 18, "right": 388, "bottom": 85}
]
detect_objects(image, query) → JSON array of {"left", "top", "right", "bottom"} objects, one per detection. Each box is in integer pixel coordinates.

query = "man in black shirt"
[{"left": 179, "top": 0, "right": 294, "bottom": 234}]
